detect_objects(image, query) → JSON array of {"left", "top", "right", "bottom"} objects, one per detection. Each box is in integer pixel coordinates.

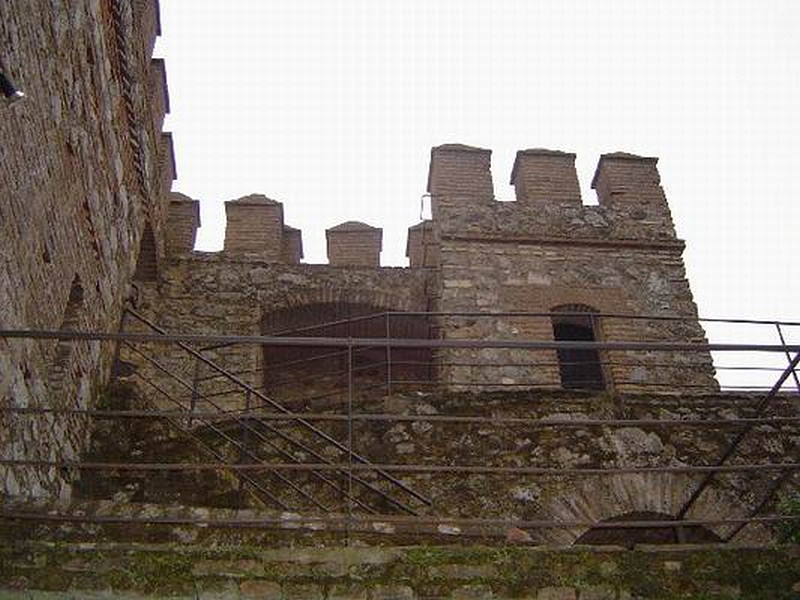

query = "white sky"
[{"left": 155, "top": 0, "right": 800, "bottom": 374}]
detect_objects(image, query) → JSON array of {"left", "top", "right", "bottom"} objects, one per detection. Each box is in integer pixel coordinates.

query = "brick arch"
[
  {"left": 535, "top": 473, "right": 769, "bottom": 546},
  {"left": 259, "top": 286, "right": 432, "bottom": 401},
  {"left": 263, "top": 285, "right": 423, "bottom": 317}
]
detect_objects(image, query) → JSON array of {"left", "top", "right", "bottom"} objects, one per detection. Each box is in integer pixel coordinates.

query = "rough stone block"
[
  {"left": 577, "top": 586, "right": 615, "bottom": 600},
  {"left": 537, "top": 588, "right": 576, "bottom": 600},
  {"left": 370, "top": 585, "right": 415, "bottom": 600},
  {"left": 240, "top": 579, "right": 283, "bottom": 599}
]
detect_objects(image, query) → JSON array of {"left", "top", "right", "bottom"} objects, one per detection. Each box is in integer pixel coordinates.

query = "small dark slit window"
[{"left": 551, "top": 305, "right": 605, "bottom": 390}]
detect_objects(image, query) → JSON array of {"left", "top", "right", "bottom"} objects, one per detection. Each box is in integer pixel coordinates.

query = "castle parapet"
[
  {"left": 159, "top": 132, "right": 176, "bottom": 196},
  {"left": 511, "top": 149, "right": 581, "bottom": 205},
  {"left": 148, "top": 58, "right": 169, "bottom": 132},
  {"left": 281, "top": 226, "right": 304, "bottom": 264},
  {"left": 591, "top": 152, "right": 676, "bottom": 237},
  {"left": 406, "top": 221, "right": 438, "bottom": 268},
  {"left": 427, "top": 144, "right": 493, "bottom": 218},
  {"left": 165, "top": 192, "right": 200, "bottom": 255},
  {"left": 426, "top": 143, "right": 678, "bottom": 243},
  {"left": 326, "top": 221, "right": 382, "bottom": 267},
  {"left": 136, "top": 0, "right": 162, "bottom": 57},
  {"left": 223, "top": 194, "right": 285, "bottom": 257}
]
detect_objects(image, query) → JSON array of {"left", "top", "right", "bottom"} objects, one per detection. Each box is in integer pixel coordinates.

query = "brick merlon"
[
  {"left": 591, "top": 152, "right": 659, "bottom": 189},
  {"left": 509, "top": 149, "right": 577, "bottom": 185},
  {"left": 426, "top": 143, "right": 492, "bottom": 193}
]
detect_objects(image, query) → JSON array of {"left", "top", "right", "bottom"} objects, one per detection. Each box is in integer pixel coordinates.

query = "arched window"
[{"left": 551, "top": 304, "right": 605, "bottom": 390}]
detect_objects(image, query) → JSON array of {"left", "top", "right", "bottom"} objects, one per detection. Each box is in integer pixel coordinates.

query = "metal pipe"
[
  {"left": 676, "top": 351, "right": 800, "bottom": 520},
  {"left": 4, "top": 459, "right": 798, "bottom": 476},
  {"left": 776, "top": 324, "right": 800, "bottom": 393},
  {"left": 4, "top": 327, "right": 800, "bottom": 353},
  {"left": 126, "top": 343, "right": 378, "bottom": 514},
  {"left": 124, "top": 308, "right": 433, "bottom": 508}
]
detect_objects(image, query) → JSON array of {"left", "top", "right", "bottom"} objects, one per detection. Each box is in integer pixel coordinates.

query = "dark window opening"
[
  {"left": 551, "top": 304, "right": 605, "bottom": 390},
  {"left": 133, "top": 223, "right": 158, "bottom": 282}
]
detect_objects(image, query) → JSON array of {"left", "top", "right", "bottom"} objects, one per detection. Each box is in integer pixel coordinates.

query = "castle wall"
[
  {"left": 125, "top": 253, "right": 431, "bottom": 413},
  {"left": 0, "top": 0, "right": 171, "bottom": 498},
  {"left": 426, "top": 145, "right": 717, "bottom": 393}
]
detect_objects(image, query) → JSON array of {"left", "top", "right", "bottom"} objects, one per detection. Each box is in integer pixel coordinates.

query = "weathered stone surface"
[
  {"left": 371, "top": 585, "right": 415, "bottom": 600},
  {"left": 239, "top": 580, "right": 283, "bottom": 599},
  {"left": 577, "top": 586, "right": 615, "bottom": 600},
  {"left": 536, "top": 587, "right": 576, "bottom": 600},
  {"left": 0, "top": 0, "right": 170, "bottom": 499}
]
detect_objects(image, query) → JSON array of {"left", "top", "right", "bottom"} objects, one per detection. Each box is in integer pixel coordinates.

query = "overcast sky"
[{"left": 155, "top": 1, "right": 800, "bottom": 384}]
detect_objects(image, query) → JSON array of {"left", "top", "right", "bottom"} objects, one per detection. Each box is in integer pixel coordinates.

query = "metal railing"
[{"left": 0, "top": 310, "right": 798, "bottom": 546}]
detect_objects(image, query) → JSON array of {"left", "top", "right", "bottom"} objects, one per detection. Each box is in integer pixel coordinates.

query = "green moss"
[{"left": 2, "top": 543, "right": 799, "bottom": 598}]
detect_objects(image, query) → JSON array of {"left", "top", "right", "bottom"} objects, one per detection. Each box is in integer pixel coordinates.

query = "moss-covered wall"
[{"left": 0, "top": 543, "right": 798, "bottom": 599}]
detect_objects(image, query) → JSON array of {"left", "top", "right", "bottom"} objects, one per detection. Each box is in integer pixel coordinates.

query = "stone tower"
[{"left": 412, "top": 144, "right": 716, "bottom": 393}]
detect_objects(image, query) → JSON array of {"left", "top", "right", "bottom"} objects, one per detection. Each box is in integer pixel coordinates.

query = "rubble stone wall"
[
  {"left": 0, "top": 0, "right": 171, "bottom": 498},
  {"left": 125, "top": 253, "right": 431, "bottom": 413}
]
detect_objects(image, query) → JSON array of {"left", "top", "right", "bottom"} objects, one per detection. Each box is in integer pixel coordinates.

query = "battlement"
[
  {"left": 167, "top": 144, "right": 681, "bottom": 268},
  {"left": 326, "top": 221, "right": 383, "bottom": 267},
  {"left": 427, "top": 144, "right": 677, "bottom": 244}
]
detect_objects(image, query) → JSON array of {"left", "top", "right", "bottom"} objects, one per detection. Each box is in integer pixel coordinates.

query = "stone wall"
[
  {"left": 0, "top": 0, "right": 171, "bottom": 498},
  {"left": 1, "top": 541, "right": 798, "bottom": 599},
  {"left": 124, "top": 252, "right": 432, "bottom": 413}
]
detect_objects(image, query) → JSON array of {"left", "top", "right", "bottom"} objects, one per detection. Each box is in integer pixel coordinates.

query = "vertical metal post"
[
  {"left": 238, "top": 389, "right": 251, "bottom": 507},
  {"left": 110, "top": 310, "right": 130, "bottom": 380},
  {"left": 346, "top": 338, "right": 354, "bottom": 546},
  {"left": 775, "top": 323, "right": 800, "bottom": 393},
  {"left": 385, "top": 313, "right": 392, "bottom": 400}
]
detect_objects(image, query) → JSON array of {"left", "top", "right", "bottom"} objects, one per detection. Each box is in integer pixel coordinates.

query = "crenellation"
[
  {"left": 3, "top": 4, "right": 786, "bottom": 564},
  {"left": 326, "top": 221, "right": 383, "bottom": 267},
  {"left": 223, "top": 194, "right": 285, "bottom": 257},
  {"left": 281, "top": 225, "right": 304, "bottom": 264},
  {"left": 134, "top": 0, "right": 162, "bottom": 58},
  {"left": 510, "top": 148, "right": 582, "bottom": 205},
  {"left": 165, "top": 192, "right": 200, "bottom": 256},
  {"left": 427, "top": 144, "right": 493, "bottom": 220},
  {"left": 148, "top": 58, "right": 169, "bottom": 132},
  {"left": 406, "top": 220, "right": 439, "bottom": 268},
  {"left": 159, "top": 131, "right": 176, "bottom": 195},
  {"left": 591, "top": 152, "right": 676, "bottom": 239}
]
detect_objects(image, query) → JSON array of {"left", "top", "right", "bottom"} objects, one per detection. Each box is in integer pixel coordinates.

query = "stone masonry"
[
  {"left": 0, "top": 0, "right": 172, "bottom": 498},
  {"left": 421, "top": 144, "right": 717, "bottom": 393}
]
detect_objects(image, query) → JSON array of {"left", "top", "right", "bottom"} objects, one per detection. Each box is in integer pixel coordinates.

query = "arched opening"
[
  {"left": 575, "top": 511, "right": 722, "bottom": 548},
  {"left": 261, "top": 302, "right": 431, "bottom": 405},
  {"left": 133, "top": 223, "right": 158, "bottom": 282},
  {"left": 551, "top": 304, "right": 605, "bottom": 390},
  {"left": 48, "top": 276, "right": 85, "bottom": 395}
]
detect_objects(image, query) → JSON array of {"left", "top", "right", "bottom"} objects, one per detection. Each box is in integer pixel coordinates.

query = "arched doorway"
[
  {"left": 261, "top": 301, "right": 431, "bottom": 405},
  {"left": 575, "top": 511, "right": 722, "bottom": 548}
]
